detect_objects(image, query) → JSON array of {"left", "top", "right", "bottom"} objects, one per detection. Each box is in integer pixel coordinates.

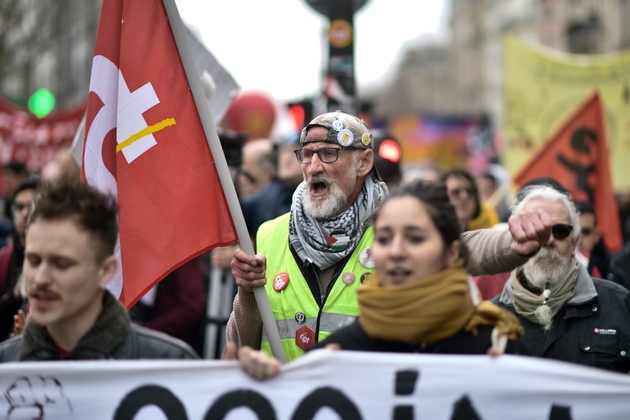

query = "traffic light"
[
  {"left": 287, "top": 99, "right": 314, "bottom": 129},
  {"left": 28, "top": 88, "right": 55, "bottom": 118}
]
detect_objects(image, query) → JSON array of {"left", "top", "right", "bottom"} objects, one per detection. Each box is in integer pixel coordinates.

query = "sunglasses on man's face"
[{"left": 551, "top": 223, "right": 573, "bottom": 240}]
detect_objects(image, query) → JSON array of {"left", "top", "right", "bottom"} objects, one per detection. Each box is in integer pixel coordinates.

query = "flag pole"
[{"left": 162, "top": 0, "right": 287, "bottom": 363}]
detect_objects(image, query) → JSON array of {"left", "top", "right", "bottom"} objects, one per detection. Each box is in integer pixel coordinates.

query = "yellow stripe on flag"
[{"left": 116, "top": 118, "right": 176, "bottom": 152}]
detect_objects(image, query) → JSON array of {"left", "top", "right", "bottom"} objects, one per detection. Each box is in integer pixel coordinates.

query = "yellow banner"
[{"left": 503, "top": 36, "right": 630, "bottom": 190}]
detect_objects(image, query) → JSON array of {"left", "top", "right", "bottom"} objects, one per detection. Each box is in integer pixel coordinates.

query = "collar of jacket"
[
  {"left": 19, "top": 290, "right": 130, "bottom": 360},
  {"left": 499, "top": 262, "right": 597, "bottom": 307}
]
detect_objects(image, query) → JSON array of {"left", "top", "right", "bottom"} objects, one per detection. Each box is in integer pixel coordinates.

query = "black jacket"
[
  {"left": 241, "top": 180, "right": 296, "bottom": 238},
  {"left": 310, "top": 320, "right": 527, "bottom": 355},
  {"left": 494, "top": 265, "right": 630, "bottom": 373},
  {"left": 0, "top": 290, "right": 198, "bottom": 361}
]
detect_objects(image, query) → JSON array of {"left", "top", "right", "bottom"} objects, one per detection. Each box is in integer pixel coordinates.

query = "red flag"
[
  {"left": 513, "top": 91, "right": 622, "bottom": 251},
  {"left": 82, "top": 0, "right": 238, "bottom": 307}
]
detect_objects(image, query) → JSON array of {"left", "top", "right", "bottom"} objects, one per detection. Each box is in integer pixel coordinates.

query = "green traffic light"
[{"left": 28, "top": 88, "right": 55, "bottom": 118}]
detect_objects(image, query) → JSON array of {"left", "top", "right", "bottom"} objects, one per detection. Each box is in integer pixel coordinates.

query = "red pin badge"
[
  {"left": 273, "top": 272, "right": 290, "bottom": 292},
  {"left": 296, "top": 325, "right": 316, "bottom": 351}
]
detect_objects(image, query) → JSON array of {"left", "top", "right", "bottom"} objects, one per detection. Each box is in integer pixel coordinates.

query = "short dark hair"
[
  {"left": 13, "top": 177, "right": 41, "bottom": 201},
  {"left": 375, "top": 179, "right": 468, "bottom": 264},
  {"left": 2, "top": 161, "right": 27, "bottom": 175},
  {"left": 29, "top": 180, "right": 118, "bottom": 262},
  {"left": 478, "top": 172, "right": 497, "bottom": 187},
  {"left": 575, "top": 200, "right": 596, "bottom": 223},
  {"left": 442, "top": 168, "right": 481, "bottom": 219}
]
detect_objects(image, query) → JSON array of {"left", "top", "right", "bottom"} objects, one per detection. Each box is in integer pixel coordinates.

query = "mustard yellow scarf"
[
  {"left": 467, "top": 203, "right": 499, "bottom": 231},
  {"left": 358, "top": 260, "right": 523, "bottom": 344}
]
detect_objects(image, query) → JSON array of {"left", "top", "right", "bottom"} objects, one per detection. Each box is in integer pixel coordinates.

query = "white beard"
[
  {"left": 303, "top": 166, "right": 357, "bottom": 219},
  {"left": 522, "top": 246, "right": 572, "bottom": 289},
  {"left": 523, "top": 247, "right": 572, "bottom": 330}
]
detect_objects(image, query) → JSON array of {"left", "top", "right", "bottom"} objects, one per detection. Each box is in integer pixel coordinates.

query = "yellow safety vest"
[{"left": 259, "top": 213, "right": 374, "bottom": 361}]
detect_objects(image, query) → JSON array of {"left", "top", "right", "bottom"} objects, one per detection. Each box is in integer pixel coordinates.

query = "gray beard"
[
  {"left": 302, "top": 166, "right": 357, "bottom": 219},
  {"left": 302, "top": 180, "right": 346, "bottom": 219},
  {"left": 523, "top": 247, "right": 572, "bottom": 289}
]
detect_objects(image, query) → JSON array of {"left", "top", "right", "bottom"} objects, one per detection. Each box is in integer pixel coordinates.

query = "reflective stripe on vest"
[
  {"left": 261, "top": 313, "right": 358, "bottom": 341},
  {"left": 257, "top": 213, "right": 374, "bottom": 361}
]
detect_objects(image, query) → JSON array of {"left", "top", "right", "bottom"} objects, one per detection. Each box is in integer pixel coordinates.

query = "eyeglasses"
[
  {"left": 294, "top": 147, "right": 358, "bottom": 164},
  {"left": 447, "top": 187, "right": 475, "bottom": 199},
  {"left": 12, "top": 201, "right": 34, "bottom": 213},
  {"left": 552, "top": 224, "right": 573, "bottom": 240}
]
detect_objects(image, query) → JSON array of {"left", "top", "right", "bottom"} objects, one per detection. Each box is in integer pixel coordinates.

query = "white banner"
[{"left": 1, "top": 351, "right": 629, "bottom": 420}]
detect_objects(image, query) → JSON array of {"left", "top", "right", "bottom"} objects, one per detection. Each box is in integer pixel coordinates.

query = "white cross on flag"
[{"left": 82, "top": 0, "right": 238, "bottom": 307}]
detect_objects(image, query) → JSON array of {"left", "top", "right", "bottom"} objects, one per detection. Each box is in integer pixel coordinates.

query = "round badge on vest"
[
  {"left": 295, "top": 311, "right": 306, "bottom": 324},
  {"left": 342, "top": 272, "right": 355, "bottom": 285},
  {"left": 273, "top": 272, "right": 290, "bottom": 292},
  {"left": 359, "top": 247, "right": 375, "bottom": 269},
  {"left": 327, "top": 230, "right": 350, "bottom": 251}
]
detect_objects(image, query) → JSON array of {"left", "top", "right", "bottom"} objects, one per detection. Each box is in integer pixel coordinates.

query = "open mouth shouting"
[{"left": 308, "top": 175, "right": 330, "bottom": 200}]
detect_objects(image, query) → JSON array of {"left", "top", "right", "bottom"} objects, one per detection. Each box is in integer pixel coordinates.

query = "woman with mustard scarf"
[
  {"left": 236, "top": 180, "right": 525, "bottom": 379},
  {"left": 308, "top": 180, "right": 524, "bottom": 354}
]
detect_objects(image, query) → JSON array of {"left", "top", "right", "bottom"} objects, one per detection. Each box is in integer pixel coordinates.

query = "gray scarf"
[
  {"left": 509, "top": 258, "right": 580, "bottom": 327},
  {"left": 289, "top": 173, "right": 388, "bottom": 270}
]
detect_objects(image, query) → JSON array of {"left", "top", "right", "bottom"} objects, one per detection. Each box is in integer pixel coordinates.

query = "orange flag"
[
  {"left": 82, "top": 0, "right": 238, "bottom": 307},
  {"left": 513, "top": 91, "right": 622, "bottom": 251}
]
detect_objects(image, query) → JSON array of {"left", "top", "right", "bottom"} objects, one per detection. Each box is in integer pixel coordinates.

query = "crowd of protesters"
[{"left": 0, "top": 110, "right": 628, "bottom": 384}]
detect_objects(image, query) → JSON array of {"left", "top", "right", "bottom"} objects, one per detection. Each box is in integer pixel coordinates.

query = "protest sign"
[
  {"left": 1, "top": 351, "right": 629, "bottom": 419},
  {"left": 0, "top": 97, "right": 84, "bottom": 174},
  {"left": 503, "top": 36, "right": 630, "bottom": 190}
]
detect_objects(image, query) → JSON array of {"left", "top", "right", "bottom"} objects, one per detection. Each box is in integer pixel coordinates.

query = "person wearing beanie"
[
  {"left": 494, "top": 185, "right": 630, "bottom": 373},
  {"left": 227, "top": 111, "right": 552, "bottom": 362}
]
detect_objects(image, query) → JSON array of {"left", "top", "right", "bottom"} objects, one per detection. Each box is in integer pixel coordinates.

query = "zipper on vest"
[
  {"left": 304, "top": 260, "right": 327, "bottom": 341},
  {"left": 299, "top": 249, "right": 352, "bottom": 342},
  {"left": 304, "top": 260, "right": 324, "bottom": 307},
  {"left": 312, "top": 262, "right": 345, "bottom": 342}
]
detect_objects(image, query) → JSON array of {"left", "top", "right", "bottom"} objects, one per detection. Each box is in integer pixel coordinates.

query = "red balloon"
[{"left": 221, "top": 90, "right": 277, "bottom": 141}]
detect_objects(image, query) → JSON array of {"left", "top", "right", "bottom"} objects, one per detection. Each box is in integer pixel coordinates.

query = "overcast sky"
[{"left": 174, "top": 0, "right": 447, "bottom": 101}]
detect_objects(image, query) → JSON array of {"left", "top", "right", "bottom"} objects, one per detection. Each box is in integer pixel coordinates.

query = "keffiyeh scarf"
[{"left": 289, "top": 173, "right": 387, "bottom": 270}]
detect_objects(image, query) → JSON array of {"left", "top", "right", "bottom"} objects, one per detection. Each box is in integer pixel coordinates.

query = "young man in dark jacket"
[{"left": 0, "top": 180, "right": 198, "bottom": 361}]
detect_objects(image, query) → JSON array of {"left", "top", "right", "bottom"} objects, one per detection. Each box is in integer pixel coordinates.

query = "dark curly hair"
[
  {"left": 29, "top": 180, "right": 118, "bottom": 262},
  {"left": 375, "top": 179, "right": 468, "bottom": 264}
]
